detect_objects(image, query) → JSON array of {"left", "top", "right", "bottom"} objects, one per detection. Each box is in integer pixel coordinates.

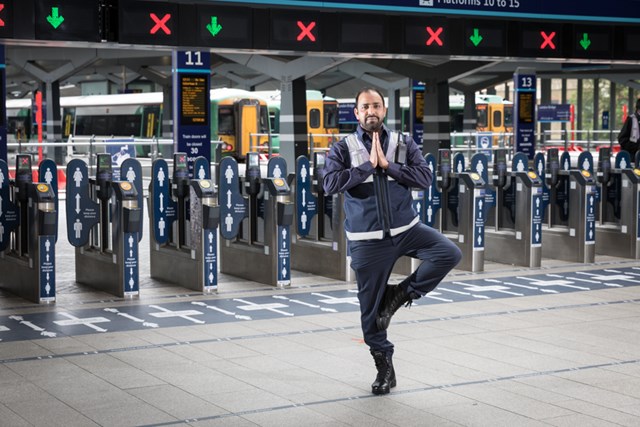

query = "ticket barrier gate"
[
  {"left": 219, "top": 153, "right": 294, "bottom": 287},
  {"left": 66, "top": 154, "right": 143, "bottom": 297},
  {"left": 594, "top": 149, "right": 640, "bottom": 258},
  {"left": 541, "top": 149, "right": 596, "bottom": 263},
  {"left": 0, "top": 155, "right": 58, "bottom": 303},
  {"left": 291, "top": 154, "right": 353, "bottom": 281},
  {"left": 148, "top": 153, "right": 220, "bottom": 292},
  {"left": 475, "top": 150, "right": 543, "bottom": 267}
]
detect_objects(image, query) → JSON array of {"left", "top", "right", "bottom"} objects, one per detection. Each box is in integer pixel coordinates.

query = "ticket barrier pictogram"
[
  {"left": 148, "top": 153, "right": 220, "bottom": 292},
  {"left": 594, "top": 149, "right": 640, "bottom": 258},
  {"left": 219, "top": 153, "right": 294, "bottom": 287},
  {"left": 66, "top": 154, "right": 143, "bottom": 297},
  {"left": 0, "top": 155, "right": 58, "bottom": 303},
  {"left": 541, "top": 149, "right": 596, "bottom": 263},
  {"left": 476, "top": 150, "right": 543, "bottom": 267},
  {"left": 291, "top": 153, "right": 353, "bottom": 281}
]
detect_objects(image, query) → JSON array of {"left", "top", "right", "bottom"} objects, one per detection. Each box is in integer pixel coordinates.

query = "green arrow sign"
[
  {"left": 469, "top": 28, "right": 483, "bottom": 47},
  {"left": 47, "top": 7, "right": 65, "bottom": 29},
  {"left": 206, "top": 16, "right": 223, "bottom": 37},
  {"left": 579, "top": 33, "right": 591, "bottom": 50}
]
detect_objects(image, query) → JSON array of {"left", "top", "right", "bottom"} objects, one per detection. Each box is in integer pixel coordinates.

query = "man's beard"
[{"left": 361, "top": 116, "right": 382, "bottom": 132}]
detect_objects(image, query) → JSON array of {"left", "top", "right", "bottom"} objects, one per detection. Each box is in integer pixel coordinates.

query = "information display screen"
[
  {"left": 16, "top": 155, "right": 31, "bottom": 172},
  {"left": 517, "top": 92, "right": 535, "bottom": 124},
  {"left": 175, "top": 153, "right": 188, "bottom": 169},
  {"left": 97, "top": 153, "right": 112, "bottom": 171},
  {"left": 179, "top": 74, "right": 209, "bottom": 126}
]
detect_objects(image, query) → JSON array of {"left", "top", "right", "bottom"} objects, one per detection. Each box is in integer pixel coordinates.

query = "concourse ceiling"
[{"left": 4, "top": 44, "right": 640, "bottom": 100}]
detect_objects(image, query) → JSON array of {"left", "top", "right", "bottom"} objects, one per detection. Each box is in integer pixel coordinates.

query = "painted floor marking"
[
  {"left": 148, "top": 305, "right": 205, "bottom": 324},
  {"left": 233, "top": 298, "right": 294, "bottom": 316},
  {"left": 54, "top": 312, "right": 110, "bottom": 333},
  {"left": 191, "top": 301, "right": 252, "bottom": 320}
]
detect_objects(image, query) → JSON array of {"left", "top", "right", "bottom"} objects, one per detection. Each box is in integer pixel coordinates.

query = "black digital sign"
[
  {"left": 0, "top": 0, "right": 15, "bottom": 40},
  {"left": 340, "top": 14, "right": 388, "bottom": 53},
  {"left": 571, "top": 25, "right": 612, "bottom": 60},
  {"left": 270, "top": 9, "right": 327, "bottom": 51},
  {"left": 517, "top": 22, "right": 565, "bottom": 58},
  {"left": 404, "top": 17, "right": 449, "bottom": 55},
  {"left": 191, "top": 5, "right": 252, "bottom": 49},
  {"left": 35, "top": 0, "right": 101, "bottom": 42},
  {"left": 460, "top": 20, "right": 506, "bottom": 57},
  {"left": 118, "top": 0, "right": 178, "bottom": 46}
]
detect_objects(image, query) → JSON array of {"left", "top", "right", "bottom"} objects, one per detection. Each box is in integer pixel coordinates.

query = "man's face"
[{"left": 355, "top": 90, "right": 387, "bottom": 133}]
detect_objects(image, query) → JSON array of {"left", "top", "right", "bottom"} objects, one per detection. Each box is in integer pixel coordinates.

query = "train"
[
  {"left": 6, "top": 88, "right": 342, "bottom": 162},
  {"left": 337, "top": 93, "right": 514, "bottom": 140},
  {"left": 253, "top": 90, "right": 340, "bottom": 152}
]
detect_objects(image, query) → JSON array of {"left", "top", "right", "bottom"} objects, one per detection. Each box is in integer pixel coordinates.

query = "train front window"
[
  {"left": 493, "top": 110, "right": 502, "bottom": 128},
  {"left": 504, "top": 106, "right": 513, "bottom": 127},
  {"left": 324, "top": 104, "right": 338, "bottom": 128},
  {"left": 259, "top": 107, "right": 270, "bottom": 134},
  {"left": 309, "top": 108, "right": 320, "bottom": 129},
  {"left": 218, "top": 107, "right": 235, "bottom": 134},
  {"left": 476, "top": 106, "right": 488, "bottom": 128}
]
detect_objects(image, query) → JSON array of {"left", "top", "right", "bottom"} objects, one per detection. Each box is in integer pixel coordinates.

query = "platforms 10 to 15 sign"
[{"left": 0, "top": 0, "right": 639, "bottom": 60}]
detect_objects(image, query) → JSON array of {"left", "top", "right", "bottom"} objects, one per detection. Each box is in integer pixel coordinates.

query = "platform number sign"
[{"left": 514, "top": 70, "right": 537, "bottom": 159}]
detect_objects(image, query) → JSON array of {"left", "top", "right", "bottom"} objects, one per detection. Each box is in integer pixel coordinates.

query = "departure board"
[
  {"left": 517, "top": 92, "right": 535, "bottom": 124},
  {"left": 179, "top": 74, "right": 208, "bottom": 126}
]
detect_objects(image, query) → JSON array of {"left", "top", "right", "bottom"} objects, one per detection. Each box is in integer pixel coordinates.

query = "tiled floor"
[{"left": 1, "top": 203, "right": 640, "bottom": 426}]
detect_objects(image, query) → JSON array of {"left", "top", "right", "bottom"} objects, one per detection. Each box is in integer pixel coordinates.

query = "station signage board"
[
  {"left": 0, "top": 1, "right": 640, "bottom": 62},
  {"left": 208, "top": 0, "right": 640, "bottom": 25},
  {"left": 173, "top": 50, "right": 211, "bottom": 178}
]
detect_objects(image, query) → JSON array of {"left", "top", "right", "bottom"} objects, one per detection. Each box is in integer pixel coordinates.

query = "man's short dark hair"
[
  {"left": 355, "top": 88, "right": 386, "bottom": 108},
  {"left": 635, "top": 98, "right": 640, "bottom": 111}
]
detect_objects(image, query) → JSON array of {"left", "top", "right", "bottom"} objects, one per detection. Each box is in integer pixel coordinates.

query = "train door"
[
  {"left": 216, "top": 104, "right": 236, "bottom": 158},
  {"left": 236, "top": 99, "right": 261, "bottom": 160},
  {"left": 323, "top": 100, "right": 339, "bottom": 146}
]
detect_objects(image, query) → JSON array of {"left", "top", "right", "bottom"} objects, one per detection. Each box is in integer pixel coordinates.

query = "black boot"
[
  {"left": 371, "top": 350, "right": 396, "bottom": 395},
  {"left": 376, "top": 285, "right": 411, "bottom": 331}
]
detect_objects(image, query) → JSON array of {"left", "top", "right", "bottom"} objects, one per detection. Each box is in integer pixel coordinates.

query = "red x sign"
[
  {"left": 0, "top": 4, "right": 5, "bottom": 27},
  {"left": 297, "top": 21, "right": 316, "bottom": 42},
  {"left": 426, "top": 26, "right": 443, "bottom": 46},
  {"left": 150, "top": 13, "right": 171, "bottom": 35},
  {"left": 540, "top": 31, "right": 556, "bottom": 49}
]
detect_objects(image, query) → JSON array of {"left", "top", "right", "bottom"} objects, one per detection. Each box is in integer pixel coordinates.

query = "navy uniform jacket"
[{"left": 322, "top": 124, "right": 431, "bottom": 241}]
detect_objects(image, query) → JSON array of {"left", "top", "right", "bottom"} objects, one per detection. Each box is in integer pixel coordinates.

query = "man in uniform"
[{"left": 323, "top": 87, "right": 461, "bottom": 395}]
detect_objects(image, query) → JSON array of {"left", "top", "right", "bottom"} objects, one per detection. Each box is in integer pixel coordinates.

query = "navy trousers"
[{"left": 348, "top": 223, "right": 462, "bottom": 354}]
